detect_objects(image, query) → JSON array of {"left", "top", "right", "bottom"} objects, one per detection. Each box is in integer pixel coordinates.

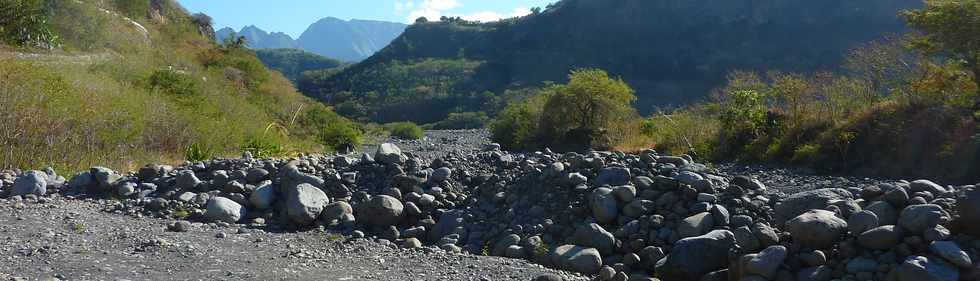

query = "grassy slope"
[{"left": 0, "top": 0, "right": 347, "bottom": 173}]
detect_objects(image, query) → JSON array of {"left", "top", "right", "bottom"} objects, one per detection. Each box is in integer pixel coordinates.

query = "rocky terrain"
[{"left": 1, "top": 130, "right": 978, "bottom": 281}]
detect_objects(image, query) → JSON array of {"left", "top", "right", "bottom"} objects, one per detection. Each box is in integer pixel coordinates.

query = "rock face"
[
  {"left": 205, "top": 197, "right": 245, "bottom": 223},
  {"left": 774, "top": 188, "right": 853, "bottom": 225},
  {"left": 285, "top": 183, "right": 329, "bottom": 225},
  {"left": 655, "top": 230, "right": 735, "bottom": 281},
  {"left": 551, "top": 245, "right": 602, "bottom": 274},
  {"left": 785, "top": 209, "right": 847, "bottom": 249},
  {"left": 357, "top": 195, "right": 403, "bottom": 226}
]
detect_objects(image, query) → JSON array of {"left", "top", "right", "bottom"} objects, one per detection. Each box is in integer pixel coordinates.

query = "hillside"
[
  {"left": 255, "top": 48, "right": 346, "bottom": 83},
  {"left": 304, "top": 0, "right": 922, "bottom": 124},
  {"left": 216, "top": 17, "right": 406, "bottom": 62},
  {"left": 0, "top": 0, "right": 357, "bottom": 172}
]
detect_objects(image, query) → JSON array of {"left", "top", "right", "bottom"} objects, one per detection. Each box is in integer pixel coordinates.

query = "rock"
[
  {"left": 611, "top": 185, "right": 636, "bottom": 202},
  {"left": 785, "top": 209, "right": 847, "bottom": 249},
  {"left": 857, "top": 225, "right": 904, "bottom": 250},
  {"left": 923, "top": 225, "right": 950, "bottom": 242},
  {"left": 710, "top": 205, "right": 730, "bottom": 226},
  {"left": 11, "top": 171, "right": 46, "bottom": 197},
  {"left": 357, "top": 195, "right": 404, "bottom": 226},
  {"left": 285, "top": 183, "right": 329, "bottom": 225},
  {"left": 734, "top": 226, "right": 761, "bottom": 252},
  {"left": 752, "top": 223, "right": 780, "bottom": 247},
  {"left": 205, "top": 197, "right": 245, "bottom": 223},
  {"left": 898, "top": 255, "right": 959, "bottom": 281},
  {"left": 597, "top": 166, "right": 630, "bottom": 186},
  {"left": 67, "top": 171, "right": 93, "bottom": 191},
  {"left": 493, "top": 234, "right": 521, "bottom": 256},
  {"left": 375, "top": 143, "right": 407, "bottom": 164},
  {"left": 248, "top": 181, "right": 276, "bottom": 209},
  {"left": 90, "top": 167, "right": 121, "bottom": 193},
  {"left": 957, "top": 186, "right": 980, "bottom": 236},
  {"left": 774, "top": 188, "right": 852, "bottom": 225},
  {"left": 909, "top": 180, "right": 947, "bottom": 195},
  {"left": 883, "top": 186, "right": 910, "bottom": 207},
  {"left": 865, "top": 201, "right": 898, "bottom": 225},
  {"left": 590, "top": 188, "right": 619, "bottom": 224},
  {"left": 655, "top": 230, "right": 735, "bottom": 281},
  {"left": 798, "top": 250, "right": 827, "bottom": 267},
  {"left": 175, "top": 170, "right": 201, "bottom": 191},
  {"left": 675, "top": 171, "right": 703, "bottom": 185},
  {"left": 797, "top": 266, "right": 832, "bottom": 281},
  {"left": 532, "top": 274, "right": 564, "bottom": 281},
  {"left": 928, "top": 241, "right": 972, "bottom": 268},
  {"left": 677, "top": 212, "right": 714, "bottom": 238},
  {"left": 745, "top": 245, "right": 788, "bottom": 279},
  {"left": 732, "top": 176, "right": 766, "bottom": 191},
  {"left": 403, "top": 237, "right": 422, "bottom": 249},
  {"left": 551, "top": 245, "right": 602, "bottom": 274},
  {"left": 321, "top": 201, "right": 353, "bottom": 222},
  {"left": 431, "top": 167, "right": 452, "bottom": 182},
  {"left": 572, "top": 223, "right": 616, "bottom": 255},
  {"left": 848, "top": 210, "right": 879, "bottom": 234},
  {"left": 245, "top": 168, "right": 269, "bottom": 183},
  {"left": 169, "top": 220, "right": 192, "bottom": 232},
  {"left": 846, "top": 257, "right": 878, "bottom": 273},
  {"left": 116, "top": 182, "right": 136, "bottom": 197},
  {"left": 898, "top": 204, "right": 946, "bottom": 234}
]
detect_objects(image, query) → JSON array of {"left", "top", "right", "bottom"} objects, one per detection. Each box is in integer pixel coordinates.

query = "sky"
[{"left": 177, "top": 0, "right": 556, "bottom": 38}]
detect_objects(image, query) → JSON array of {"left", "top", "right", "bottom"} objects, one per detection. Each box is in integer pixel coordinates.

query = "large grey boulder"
[
  {"left": 431, "top": 167, "right": 452, "bottom": 182},
  {"left": 357, "top": 195, "right": 404, "bottom": 226},
  {"left": 847, "top": 210, "right": 879, "bottom": 234},
  {"left": 11, "top": 171, "right": 47, "bottom": 196},
  {"left": 285, "top": 183, "right": 329, "bottom": 225},
  {"left": 785, "top": 209, "right": 847, "bottom": 249},
  {"left": 205, "top": 197, "right": 245, "bottom": 223},
  {"left": 321, "top": 201, "right": 353, "bottom": 222},
  {"left": 744, "top": 245, "right": 788, "bottom": 279},
  {"left": 774, "top": 188, "right": 853, "bottom": 225},
  {"left": 174, "top": 170, "right": 201, "bottom": 191},
  {"left": 898, "top": 204, "right": 946, "bottom": 234},
  {"left": 572, "top": 223, "right": 616, "bottom": 255},
  {"left": 248, "top": 181, "right": 276, "bottom": 209},
  {"left": 655, "top": 230, "right": 735, "bottom": 281},
  {"left": 857, "top": 225, "right": 904, "bottom": 250},
  {"left": 898, "top": 255, "right": 959, "bottom": 281},
  {"left": 597, "top": 166, "right": 630, "bottom": 186},
  {"left": 677, "top": 212, "right": 714, "bottom": 238},
  {"left": 375, "top": 143, "right": 408, "bottom": 165},
  {"left": 865, "top": 201, "right": 898, "bottom": 225},
  {"left": 590, "top": 187, "right": 619, "bottom": 224},
  {"left": 957, "top": 186, "right": 980, "bottom": 236},
  {"left": 551, "top": 245, "right": 602, "bottom": 274},
  {"left": 929, "top": 241, "right": 972, "bottom": 268},
  {"left": 909, "top": 179, "right": 947, "bottom": 195},
  {"left": 90, "top": 167, "right": 122, "bottom": 193}
]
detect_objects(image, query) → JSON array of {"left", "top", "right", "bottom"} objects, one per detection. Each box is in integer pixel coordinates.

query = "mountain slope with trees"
[
  {"left": 303, "top": 0, "right": 922, "bottom": 125},
  {"left": 216, "top": 17, "right": 407, "bottom": 62}
]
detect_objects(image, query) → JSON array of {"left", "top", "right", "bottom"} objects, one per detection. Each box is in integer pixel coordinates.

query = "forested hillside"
[
  {"left": 303, "top": 0, "right": 921, "bottom": 125},
  {"left": 255, "top": 48, "right": 346, "bottom": 83}
]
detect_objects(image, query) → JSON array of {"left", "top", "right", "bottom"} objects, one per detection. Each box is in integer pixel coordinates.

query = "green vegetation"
[
  {"left": 385, "top": 122, "right": 424, "bottom": 140},
  {"left": 0, "top": 0, "right": 58, "bottom": 48},
  {"left": 255, "top": 48, "right": 345, "bottom": 83},
  {"left": 0, "top": 0, "right": 357, "bottom": 172},
  {"left": 902, "top": 0, "right": 980, "bottom": 103}
]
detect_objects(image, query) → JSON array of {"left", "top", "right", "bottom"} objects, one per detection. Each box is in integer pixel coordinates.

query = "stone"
[
  {"left": 90, "top": 167, "right": 121, "bottom": 193},
  {"left": 248, "top": 181, "right": 276, "bottom": 209},
  {"left": 611, "top": 185, "right": 636, "bottom": 202},
  {"left": 923, "top": 225, "right": 950, "bottom": 242},
  {"left": 67, "top": 171, "right": 93, "bottom": 191},
  {"left": 846, "top": 257, "right": 878, "bottom": 273},
  {"left": 732, "top": 175, "right": 766, "bottom": 191},
  {"left": 590, "top": 188, "right": 619, "bottom": 224},
  {"left": 375, "top": 143, "right": 408, "bottom": 164},
  {"left": 774, "top": 188, "right": 853, "bottom": 225},
  {"left": 572, "top": 223, "right": 616, "bottom": 255},
  {"left": 898, "top": 204, "right": 946, "bottom": 234},
  {"left": 909, "top": 180, "right": 947, "bottom": 195},
  {"left": 745, "top": 245, "right": 788, "bottom": 279},
  {"left": 11, "top": 171, "right": 46, "bottom": 197},
  {"left": 654, "top": 230, "right": 735, "bottom": 281},
  {"left": 321, "top": 201, "right": 353, "bottom": 222},
  {"left": 857, "top": 225, "right": 904, "bottom": 250},
  {"left": 734, "top": 226, "right": 761, "bottom": 252},
  {"left": 551, "top": 245, "right": 602, "bottom": 274},
  {"left": 865, "top": 201, "right": 898, "bottom": 226},
  {"left": 285, "top": 183, "right": 329, "bottom": 225},
  {"left": 928, "top": 241, "right": 972, "bottom": 268},
  {"left": 883, "top": 186, "right": 910, "bottom": 207},
  {"left": 957, "top": 186, "right": 980, "bottom": 236},
  {"left": 898, "top": 255, "right": 958, "bottom": 281},
  {"left": 403, "top": 237, "right": 422, "bottom": 249},
  {"left": 848, "top": 210, "right": 879, "bottom": 234},
  {"left": 599, "top": 266, "right": 616, "bottom": 280},
  {"left": 677, "top": 212, "right": 714, "bottom": 238},
  {"left": 531, "top": 274, "right": 563, "bottom": 281},
  {"left": 175, "top": 170, "right": 201, "bottom": 191},
  {"left": 710, "top": 205, "right": 730, "bottom": 226},
  {"left": 245, "top": 168, "right": 269, "bottom": 183},
  {"left": 797, "top": 266, "right": 832, "bottom": 281},
  {"left": 798, "top": 250, "right": 827, "bottom": 267},
  {"left": 785, "top": 209, "right": 847, "bottom": 249},
  {"left": 169, "top": 220, "right": 192, "bottom": 232},
  {"left": 597, "top": 166, "right": 631, "bottom": 186},
  {"left": 675, "top": 171, "right": 703, "bottom": 185},
  {"left": 205, "top": 197, "right": 245, "bottom": 223},
  {"left": 493, "top": 234, "right": 521, "bottom": 256},
  {"left": 357, "top": 195, "right": 404, "bottom": 226}
]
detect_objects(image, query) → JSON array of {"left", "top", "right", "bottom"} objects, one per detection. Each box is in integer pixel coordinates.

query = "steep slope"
[
  {"left": 215, "top": 25, "right": 297, "bottom": 49},
  {"left": 306, "top": 0, "right": 922, "bottom": 124},
  {"left": 295, "top": 17, "right": 407, "bottom": 62}
]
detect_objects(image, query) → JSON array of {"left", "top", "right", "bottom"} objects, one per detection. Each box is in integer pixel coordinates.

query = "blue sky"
[{"left": 177, "top": 0, "right": 556, "bottom": 38}]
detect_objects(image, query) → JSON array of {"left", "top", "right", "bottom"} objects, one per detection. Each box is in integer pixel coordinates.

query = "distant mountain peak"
[{"left": 213, "top": 17, "right": 406, "bottom": 62}]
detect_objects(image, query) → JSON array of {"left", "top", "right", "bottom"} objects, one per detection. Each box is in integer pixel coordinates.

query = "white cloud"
[
  {"left": 394, "top": 1, "right": 415, "bottom": 11},
  {"left": 456, "top": 7, "right": 531, "bottom": 22},
  {"left": 406, "top": 0, "right": 461, "bottom": 22}
]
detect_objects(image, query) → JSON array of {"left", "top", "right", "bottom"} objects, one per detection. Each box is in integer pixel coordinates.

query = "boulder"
[
  {"left": 883, "top": 185, "right": 910, "bottom": 207},
  {"left": 785, "top": 209, "right": 847, "bottom": 249},
  {"left": 205, "top": 197, "right": 245, "bottom": 223},
  {"left": 928, "top": 241, "right": 972, "bottom": 268},
  {"left": 431, "top": 167, "right": 452, "bottom": 182},
  {"left": 571, "top": 223, "right": 616, "bottom": 255},
  {"left": 321, "top": 201, "right": 353, "bottom": 222},
  {"left": 909, "top": 180, "right": 947, "bottom": 195},
  {"left": 957, "top": 186, "right": 980, "bottom": 236},
  {"left": 732, "top": 176, "right": 766, "bottom": 191},
  {"left": 865, "top": 201, "right": 898, "bottom": 225},
  {"left": 551, "top": 245, "right": 602, "bottom": 274},
  {"left": 590, "top": 188, "right": 619, "bottom": 224},
  {"left": 677, "top": 212, "right": 714, "bottom": 238},
  {"left": 655, "top": 230, "right": 735, "bottom": 280},
  {"left": 857, "top": 225, "right": 904, "bottom": 250},
  {"left": 11, "top": 171, "right": 46, "bottom": 196},
  {"left": 248, "top": 181, "right": 276, "bottom": 209},
  {"left": 375, "top": 143, "right": 407, "bottom": 164},
  {"left": 358, "top": 195, "right": 404, "bottom": 226},
  {"left": 847, "top": 210, "right": 879, "bottom": 234},
  {"left": 898, "top": 204, "right": 946, "bottom": 234},
  {"left": 898, "top": 255, "right": 959, "bottom": 281},
  {"left": 597, "top": 166, "right": 631, "bottom": 186},
  {"left": 774, "top": 188, "right": 853, "bottom": 225},
  {"left": 174, "top": 170, "right": 201, "bottom": 191},
  {"left": 90, "top": 166, "right": 121, "bottom": 193},
  {"left": 285, "top": 183, "right": 330, "bottom": 225},
  {"left": 745, "top": 245, "right": 788, "bottom": 279},
  {"left": 797, "top": 266, "right": 832, "bottom": 281}
]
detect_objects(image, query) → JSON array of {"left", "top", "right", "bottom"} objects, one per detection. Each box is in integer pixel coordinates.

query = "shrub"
[
  {"left": 318, "top": 123, "right": 362, "bottom": 152},
  {"left": 538, "top": 69, "right": 638, "bottom": 150},
  {"left": 241, "top": 134, "right": 287, "bottom": 159},
  {"left": 490, "top": 91, "right": 552, "bottom": 150},
  {"left": 147, "top": 70, "right": 200, "bottom": 96},
  {"left": 432, "top": 111, "right": 489, "bottom": 129},
  {"left": 185, "top": 143, "right": 214, "bottom": 161},
  {"left": 0, "top": 0, "right": 59, "bottom": 48},
  {"left": 386, "top": 122, "right": 424, "bottom": 140}
]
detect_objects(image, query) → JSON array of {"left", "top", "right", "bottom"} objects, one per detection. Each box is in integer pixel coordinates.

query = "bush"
[
  {"left": 318, "top": 123, "right": 362, "bottom": 152},
  {"left": 385, "top": 122, "right": 424, "bottom": 140},
  {"left": 0, "top": 0, "right": 58, "bottom": 48},
  {"left": 490, "top": 90, "right": 553, "bottom": 150},
  {"left": 241, "top": 134, "right": 287, "bottom": 159},
  {"left": 185, "top": 143, "right": 214, "bottom": 161},
  {"left": 147, "top": 70, "right": 200, "bottom": 96},
  {"left": 432, "top": 111, "right": 489, "bottom": 129}
]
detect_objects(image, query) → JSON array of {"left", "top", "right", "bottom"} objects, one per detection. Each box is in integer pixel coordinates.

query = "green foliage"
[
  {"left": 490, "top": 89, "right": 554, "bottom": 151},
  {"left": 147, "top": 70, "right": 200, "bottom": 96},
  {"left": 256, "top": 48, "right": 344, "bottom": 83},
  {"left": 720, "top": 90, "right": 768, "bottom": 137},
  {"left": 432, "top": 111, "right": 489, "bottom": 129},
  {"left": 241, "top": 133, "right": 288, "bottom": 159},
  {"left": 0, "top": 0, "right": 58, "bottom": 48},
  {"left": 110, "top": 0, "right": 150, "bottom": 20},
  {"left": 385, "top": 122, "right": 424, "bottom": 140},
  {"left": 318, "top": 123, "right": 362, "bottom": 152},
  {"left": 184, "top": 143, "right": 215, "bottom": 162}
]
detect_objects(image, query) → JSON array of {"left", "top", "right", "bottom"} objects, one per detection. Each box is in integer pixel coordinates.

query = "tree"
[
  {"left": 539, "top": 69, "right": 637, "bottom": 149},
  {"left": 902, "top": 0, "right": 980, "bottom": 102}
]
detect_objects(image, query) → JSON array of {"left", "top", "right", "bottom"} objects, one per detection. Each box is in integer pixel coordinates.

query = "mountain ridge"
[{"left": 215, "top": 17, "right": 407, "bottom": 62}]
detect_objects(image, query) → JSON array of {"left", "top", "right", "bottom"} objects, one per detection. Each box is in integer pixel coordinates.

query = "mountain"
[
  {"left": 216, "top": 25, "right": 297, "bottom": 49},
  {"left": 302, "top": 0, "right": 922, "bottom": 125},
  {"left": 256, "top": 48, "right": 346, "bottom": 83},
  {"left": 216, "top": 17, "right": 407, "bottom": 62},
  {"left": 295, "top": 17, "right": 407, "bottom": 62}
]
